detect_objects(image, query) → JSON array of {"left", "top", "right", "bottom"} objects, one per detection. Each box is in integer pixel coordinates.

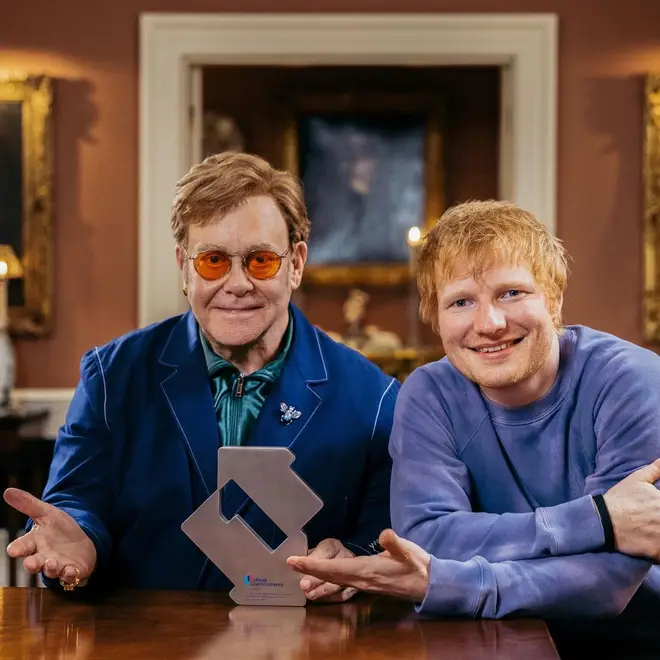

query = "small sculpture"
[
  {"left": 202, "top": 113, "right": 245, "bottom": 158},
  {"left": 343, "top": 289, "right": 370, "bottom": 341},
  {"left": 326, "top": 289, "right": 403, "bottom": 354},
  {"left": 361, "top": 324, "right": 403, "bottom": 354}
]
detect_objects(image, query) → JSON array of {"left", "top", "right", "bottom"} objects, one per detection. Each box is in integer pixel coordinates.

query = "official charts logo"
[{"left": 243, "top": 574, "right": 284, "bottom": 588}]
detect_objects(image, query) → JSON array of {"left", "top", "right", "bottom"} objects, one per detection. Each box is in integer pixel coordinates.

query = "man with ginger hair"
[
  {"left": 3, "top": 153, "right": 398, "bottom": 599},
  {"left": 289, "top": 200, "right": 660, "bottom": 628}
]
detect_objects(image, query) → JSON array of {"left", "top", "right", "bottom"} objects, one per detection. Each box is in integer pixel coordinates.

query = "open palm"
[
  {"left": 287, "top": 529, "right": 431, "bottom": 602},
  {"left": 4, "top": 488, "right": 96, "bottom": 586}
]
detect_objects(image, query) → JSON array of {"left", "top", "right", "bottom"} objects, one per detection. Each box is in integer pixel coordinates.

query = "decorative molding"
[
  {"left": 13, "top": 388, "right": 73, "bottom": 438},
  {"left": 0, "top": 75, "right": 54, "bottom": 337},
  {"left": 644, "top": 74, "right": 660, "bottom": 344},
  {"left": 139, "top": 12, "right": 558, "bottom": 327}
]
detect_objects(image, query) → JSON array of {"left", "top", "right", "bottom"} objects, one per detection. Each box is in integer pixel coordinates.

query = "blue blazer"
[{"left": 39, "top": 305, "right": 399, "bottom": 590}]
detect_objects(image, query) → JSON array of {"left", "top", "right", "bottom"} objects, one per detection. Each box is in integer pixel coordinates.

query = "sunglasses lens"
[
  {"left": 194, "top": 251, "right": 230, "bottom": 280},
  {"left": 246, "top": 250, "right": 282, "bottom": 280}
]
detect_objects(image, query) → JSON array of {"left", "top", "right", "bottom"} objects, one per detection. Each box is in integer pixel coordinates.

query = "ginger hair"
[{"left": 417, "top": 200, "right": 569, "bottom": 332}]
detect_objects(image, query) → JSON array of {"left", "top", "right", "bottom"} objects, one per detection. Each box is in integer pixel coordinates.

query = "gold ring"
[
  {"left": 59, "top": 566, "right": 81, "bottom": 592},
  {"left": 31, "top": 524, "right": 39, "bottom": 532}
]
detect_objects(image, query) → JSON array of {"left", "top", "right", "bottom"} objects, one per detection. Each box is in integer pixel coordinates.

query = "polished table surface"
[{"left": 0, "top": 587, "right": 558, "bottom": 659}]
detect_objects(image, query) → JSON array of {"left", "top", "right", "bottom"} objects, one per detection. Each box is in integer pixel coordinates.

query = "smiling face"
[
  {"left": 176, "top": 195, "right": 307, "bottom": 356},
  {"left": 437, "top": 261, "right": 560, "bottom": 407}
]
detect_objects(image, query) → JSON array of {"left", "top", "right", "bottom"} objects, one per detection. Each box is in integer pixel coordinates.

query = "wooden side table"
[{"left": 0, "top": 408, "right": 50, "bottom": 586}]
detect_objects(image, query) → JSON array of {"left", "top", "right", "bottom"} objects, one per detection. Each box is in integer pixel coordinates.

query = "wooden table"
[{"left": 0, "top": 587, "right": 558, "bottom": 659}]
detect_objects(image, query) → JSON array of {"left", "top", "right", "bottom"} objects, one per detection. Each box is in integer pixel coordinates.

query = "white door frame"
[{"left": 139, "top": 12, "right": 558, "bottom": 327}]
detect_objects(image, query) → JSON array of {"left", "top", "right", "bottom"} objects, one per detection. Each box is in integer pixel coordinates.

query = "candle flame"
[{"left": 407, "top": 226, "right": 421, "bottom": 246}]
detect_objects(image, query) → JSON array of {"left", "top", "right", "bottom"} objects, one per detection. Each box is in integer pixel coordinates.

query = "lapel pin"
[{"left": 280, "top": 402, "right": 302, "bottom": 425}]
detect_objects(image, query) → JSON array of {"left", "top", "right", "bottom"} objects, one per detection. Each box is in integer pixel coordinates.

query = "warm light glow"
[
  {"left": 0, "top": 245, "right": 23, "bottom": 279},
  {"left": 407, "top": 226, "right": 421, "bottom": 246}
]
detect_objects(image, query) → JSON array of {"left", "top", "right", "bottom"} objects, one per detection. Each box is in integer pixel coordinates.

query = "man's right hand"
[
  {"left": 3, "top": 488, "right": 97, "bottom": 587},
  {"left": 603, "top": 459, "right": 660, "bottom": 562}
]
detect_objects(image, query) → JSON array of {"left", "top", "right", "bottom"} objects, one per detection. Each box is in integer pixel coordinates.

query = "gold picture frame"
[
  {"left": 644, "top": 74, "right": 660, "bottom": 343},
  {"left": 0, "top": 75, "right": 54, "bottom": 337},
  {"left": 283, "top": 92, "right": 444, "bottom": 286}
]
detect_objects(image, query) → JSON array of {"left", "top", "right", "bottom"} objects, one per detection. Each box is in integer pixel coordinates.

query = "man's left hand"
[
  {"left": 604, "top": 459, "right": 660, "bottom": 561},
  {"left": 298, "top": 538, "right": 358, "bottom": 602},
  {"left": 288, "top": 529, "right": 431, "bottom": 602}
]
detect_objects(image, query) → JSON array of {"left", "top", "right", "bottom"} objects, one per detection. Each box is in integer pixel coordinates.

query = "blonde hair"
[
  {"left": 418, "top": 200, "right": 569, "bottom": 332},
  {"left": 170, "top": 152, "right": 310, "bottom": 247}
]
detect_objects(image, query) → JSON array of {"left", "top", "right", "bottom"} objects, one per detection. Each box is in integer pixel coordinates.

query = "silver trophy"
[{"left": 182, "top": 446, "right": 323, "bottom": 606}]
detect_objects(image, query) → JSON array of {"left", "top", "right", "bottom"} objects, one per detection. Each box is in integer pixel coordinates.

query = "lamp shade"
[{"left": 0, "top": 245, "right": 23, "bottom": 279}]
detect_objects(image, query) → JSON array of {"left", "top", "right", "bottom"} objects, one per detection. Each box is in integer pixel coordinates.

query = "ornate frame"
[
  {"left": 0, "top": 75, "right": 53, "bottom": 337},
  {"left": 283, "top": 92, "right": 444, "bottom": 286},
  {"left": 644, "top": 74, "right": 660, "bottom": 343}
]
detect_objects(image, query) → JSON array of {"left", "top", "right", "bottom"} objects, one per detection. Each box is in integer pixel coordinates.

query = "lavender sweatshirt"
[{"left": 390, "top": 325, "right": 660, "bottom": 618}]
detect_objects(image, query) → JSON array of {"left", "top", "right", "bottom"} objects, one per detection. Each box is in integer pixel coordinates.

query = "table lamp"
[{"left": 0, "top": 245, "right": 23, "bottom": 412}]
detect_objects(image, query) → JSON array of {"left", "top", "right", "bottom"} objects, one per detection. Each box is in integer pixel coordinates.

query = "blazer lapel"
[
  {"left": 221, "top": 305, "right": 328, "bottom": 520},
  {"left": 160, "top": 312, "right": 219, "bottom": 500}
]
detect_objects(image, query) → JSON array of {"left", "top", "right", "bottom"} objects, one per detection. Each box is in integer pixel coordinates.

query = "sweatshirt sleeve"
[{"left": 419, "top": 552, "right": 650, "bottom": 618}]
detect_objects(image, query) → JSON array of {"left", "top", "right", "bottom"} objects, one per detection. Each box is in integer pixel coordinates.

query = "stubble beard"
[{"left": 459, "top": 330, "right": 553, "bottom": 390}]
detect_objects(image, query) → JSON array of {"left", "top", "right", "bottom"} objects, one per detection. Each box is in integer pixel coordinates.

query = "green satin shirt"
[{"left": 199, "top": 316, "right": 294, "bottom": 447}]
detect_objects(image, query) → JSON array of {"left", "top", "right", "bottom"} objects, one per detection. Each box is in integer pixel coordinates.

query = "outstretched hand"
[
  {"left": 4, "top": 488, "right": 96, "bottom": 588},
  {"left": 298, "top": 538, "right": 358, "bottom": 602},
  {"left": 287, "top": 529, "right": 431, "bottom": 602}
]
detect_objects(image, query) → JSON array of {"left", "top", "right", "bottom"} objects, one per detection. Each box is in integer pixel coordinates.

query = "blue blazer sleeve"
[
  {"left": 37, "top": 349, "right": 114, "bottom": 588},
  {"left": 342, "top": 378, "right": 399, "bottom": 556}
]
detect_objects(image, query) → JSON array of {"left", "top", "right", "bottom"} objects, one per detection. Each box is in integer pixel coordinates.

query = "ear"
[
  {"left": 290, "top": 242, "right": 308, "bottom": 290},
  {"left": 175, "top": 244, "right": 189, "bottom": 289},
  {"left": 174, "top": 243, "right": 187, "bottom": 270},
  {"left": 554, "top": 292, "right": 564, "bottom": 327}
]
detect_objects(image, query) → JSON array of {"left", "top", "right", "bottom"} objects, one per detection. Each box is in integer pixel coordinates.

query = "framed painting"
[
  {"left": 0, "top": 75, "right": 53, "bottom": 336},
  {"left": 283, "top": 93, "right": 444, "bottom": 286},
  {"left": 644, "top": 73, "right": 660, "bottom": 343}
]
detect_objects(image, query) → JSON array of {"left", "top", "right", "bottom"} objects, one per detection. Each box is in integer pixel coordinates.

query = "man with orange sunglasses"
[{"left": 4, "top": 152, "right": 398, "bottom": 600}]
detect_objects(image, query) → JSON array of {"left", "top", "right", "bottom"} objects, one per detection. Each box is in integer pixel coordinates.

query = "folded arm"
[
  {"left": 397, "top": 352, "right": 660, "bottom": 617},
  {"left": 422, "top": 550, "right": 651, "bottom": 618}
]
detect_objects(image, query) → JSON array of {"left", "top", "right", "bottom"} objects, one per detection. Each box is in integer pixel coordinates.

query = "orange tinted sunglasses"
[{"left": 183, "top": 247, "right": 291, "bottom": 281}]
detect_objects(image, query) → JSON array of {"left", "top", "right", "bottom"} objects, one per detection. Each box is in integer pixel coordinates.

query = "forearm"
[
  {"left": 419, "top": 552, "right": 651, "bottom": 619},
  {"left": 398, "top": 495, "right": 605, "bottom": 563}
]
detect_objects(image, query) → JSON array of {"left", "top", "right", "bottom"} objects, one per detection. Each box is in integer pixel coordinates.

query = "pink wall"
[{"left": 2, "top": 0, "right": 660, "bottom": 386}]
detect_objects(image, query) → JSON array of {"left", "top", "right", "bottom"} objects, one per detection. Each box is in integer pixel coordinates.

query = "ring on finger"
[{"left": 59, "top": 566, "right": 81, "bottom": 592}]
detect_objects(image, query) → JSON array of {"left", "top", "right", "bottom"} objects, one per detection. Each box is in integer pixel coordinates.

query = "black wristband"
[{"left": 593, "top": 494, "right": 616, "bottom": 552}]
